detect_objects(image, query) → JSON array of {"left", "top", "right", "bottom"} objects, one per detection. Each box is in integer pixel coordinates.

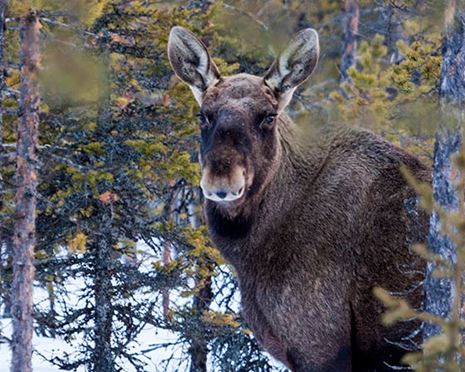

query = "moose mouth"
[{"left": 200, "top": 166, "right": 248, "bottom": 205}]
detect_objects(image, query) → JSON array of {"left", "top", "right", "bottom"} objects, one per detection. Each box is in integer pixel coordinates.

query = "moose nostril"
[{"left": 216, "top": 191, "right": 227, "bottom": 199}]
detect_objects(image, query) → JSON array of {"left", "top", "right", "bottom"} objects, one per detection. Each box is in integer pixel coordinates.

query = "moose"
[{"left": 168, "top": 26, "right": 430, "bottom": 371}]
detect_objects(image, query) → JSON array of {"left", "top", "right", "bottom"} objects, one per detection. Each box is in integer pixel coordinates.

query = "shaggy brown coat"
[{"left": 168, "top": 27, "right": 430, "bottom": 372}]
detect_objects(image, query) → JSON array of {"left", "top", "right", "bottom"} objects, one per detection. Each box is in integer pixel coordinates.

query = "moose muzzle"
[{"left": 200, "top": 163, "right": 246, "bottom": 202}]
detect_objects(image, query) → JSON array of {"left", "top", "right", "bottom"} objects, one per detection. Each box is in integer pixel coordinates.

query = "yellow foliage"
[
  {"left": 6, "top": 71, "right": 20, "bottom": 88},
  {"left": 202, "top": 311, "right": 241, "bottom": 329},
  {"left": 35, "top": 250, "right": 49, "bottom": 260},
  {"left": 68, "top": 232, "right": 87, "bottom": 253},
  {"left": 80, "top": 0, "right": 111, "bottom": 26},
  {"left": 423, "top": 334, "right": 453, "bottom": 356}
]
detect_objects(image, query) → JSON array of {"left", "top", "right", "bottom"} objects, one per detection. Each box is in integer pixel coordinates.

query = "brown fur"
[{"left": 168, "top": 27, "right": 430, "bottom": 371}]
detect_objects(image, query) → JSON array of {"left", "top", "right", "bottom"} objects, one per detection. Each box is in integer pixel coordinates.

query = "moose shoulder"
[{"left": 168, "top": 26, "right": 430, "bottom": 372}]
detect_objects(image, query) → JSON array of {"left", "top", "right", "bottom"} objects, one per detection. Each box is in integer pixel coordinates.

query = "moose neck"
[{"left": 204, "top": 113, "right": 326, "bottom": 263}]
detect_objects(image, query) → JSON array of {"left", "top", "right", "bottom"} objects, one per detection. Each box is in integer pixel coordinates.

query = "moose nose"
[
  {"left": 202, "top": 186, "right": 245, "bottom": 202},
  {"left": 200, "top": 183, "right": 246, "bottom": 203},
  {"left": 200, "top": 164, "right": 247, "bottom": 203},
  {"left": 216, "top": 191, "right": 227, "bottom": 199}
]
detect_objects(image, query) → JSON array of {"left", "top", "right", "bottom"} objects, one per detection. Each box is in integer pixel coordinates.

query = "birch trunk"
[{"left": 424, "top": 0, "right": 465, "bottom": 339}]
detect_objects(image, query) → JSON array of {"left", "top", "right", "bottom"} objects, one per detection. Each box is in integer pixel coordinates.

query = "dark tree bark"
[
  {"left": 189, "top": 276, "right": 213, "bottom": 372},
  {"left": 340, "top": 0, "right": 359, "bottom": 82},
  {"left": 424, "top": 0, "right": 465, "bottom": 339},
  {"left": 92, "top": 51, "right": 115, "bottom": 369},
  {"left": 93, "top": 236, "right": 115, "bottom": 372},
  {"left": 189, "top": 190, "right": 213, "bottom": 372},
  {"left": 89, "top": 25, "right": 123, "bottom": 368},
  {"left": 162, "top": 237, "right": 173, "bottom": 319},
  {"left": 162, "top": 197, "right": 176, "bottom": 320},
  {"left": 440, "top": 1, "right": 465, "bottom": 101},
  {"left": 381, "top": 2, "right": 409, "bottom": 64},
  {"left": 11, "top": 11, "right": 40, "bottom": 372},
  {"left": 0, "top": 0, "right": 11, "bottom": 319},
  {"left": 0, "top": 0, "right": 6, "bottom": 145}
]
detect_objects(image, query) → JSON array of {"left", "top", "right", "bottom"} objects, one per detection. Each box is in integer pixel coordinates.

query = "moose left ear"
[
  {"left": 264, "top": 28, "right": 319, "bottom": 110},
  {"left": 168, "top": 26, "right": 220, "bottom": 105}
]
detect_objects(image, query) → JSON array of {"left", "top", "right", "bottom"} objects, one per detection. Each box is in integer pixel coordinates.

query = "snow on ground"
[
  {"left": 0, "top": 242, "right": 183, "bottom": 372},
  {"left": 0, "top": 241, "right": 280, "bottom": 371},
  {"left": 0, "top": 320, "right": 181, "bottom": 372}
]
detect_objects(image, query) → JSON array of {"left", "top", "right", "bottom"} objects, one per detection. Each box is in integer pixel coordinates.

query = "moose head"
[{"left": 168, "top": 27, "right": 319, "bottom": 212}]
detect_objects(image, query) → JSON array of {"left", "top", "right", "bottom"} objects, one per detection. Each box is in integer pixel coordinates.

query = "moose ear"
[
  {"left": 168, "top": 26, "right": 220, "bottom": 105},
  {"left": 264, "top": 28, "right": 319, "bottom": 110}
]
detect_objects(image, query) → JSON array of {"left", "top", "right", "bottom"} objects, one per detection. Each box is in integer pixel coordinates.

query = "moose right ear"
[
  {"left": 264, "top": 28, "right": 319, "bottom": 111},
  {"left": 168, "top": 26, "right": 220, "bottom": 105}
]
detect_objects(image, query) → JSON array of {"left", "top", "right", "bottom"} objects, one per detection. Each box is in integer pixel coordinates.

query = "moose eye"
[
  {"left": 196, "top": 112, "right": 211, "bottom": 129},
  {"left": 260, "top": 114, "right": 277, "bottom": 130}
]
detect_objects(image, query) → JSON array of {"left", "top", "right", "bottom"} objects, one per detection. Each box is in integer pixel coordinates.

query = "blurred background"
[{"left": 0, "top": 1, "right": 454, "bottom": 371}]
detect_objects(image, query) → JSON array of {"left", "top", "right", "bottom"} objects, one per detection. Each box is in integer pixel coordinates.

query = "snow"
[
  {"left": 0, "top": 240, "right": 183, "bottom": 372},
  {"left": 0, "top": 319, "right": 181, "bottom": 372},
  {"left": 0, "top": 242, "right": 279, "bottom": 371}
]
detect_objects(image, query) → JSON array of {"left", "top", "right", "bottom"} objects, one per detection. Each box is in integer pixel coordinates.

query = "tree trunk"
[
  {"left": 424, "top": 0, "right": 465, "bottom": 339},
  {"left": 0, "top": 0, "right": 11, "bottom": 319},
  {"left": 92, "top": 45, "right": 115, "bottom": 368},
  {"left": 381, "top": 2, "right": 409, "bottom": 64},
  {"left": 162, "top": 196, "right": 176, "bottom": 320},
  {"left": 0, "top": 0, "right": 6, "bottom": 145},
  {"left": 11, "top": 11, "right": 40, "bottom": 372},
  {"left": 189, "top": 190, "right": 213, "bottom": 372},
  {"left": 340, "top": 0, "right": 359, "bottom": 82},
  {"left": 162, "top": 237, "right": 173, "bottom": 319},
  {"left": 93, "top": 237, "right": 115, "bottom": 372},
  {"left": 189, "top": 276, "right": 213, "bottom": 372}
]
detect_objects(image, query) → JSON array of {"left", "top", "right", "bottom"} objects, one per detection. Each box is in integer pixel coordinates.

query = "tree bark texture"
[
  {"left": 189, "top": 275, "right": 213, "bottom": 372},
  {"left": 93, "top": 236, "right": 115, "bottom": 372},
  {"left": 424, "top": 0, "right": 465, "bottom": 339},
  {"left": 441, "top": 1, "right": 465, "bottom": 101},
  {"left": 11, "top": 11, "right": 40, "bottom": 372},
  {"left": 340, "top": 0, "right": 359, "bottom": 81},
  {"left": 189, "top": 190, "right": 213, "bottom": 372},
  {"left": 381, "top": 2, "right": 409, "bottom": 64},
  {"left": 162, "top": 237, "right": 173, "bottom": 319},
  {"left": 0, "top": 0, "right": 6, "bottom": 145},
  {"left": 92, "top": 50, "right": 115, "bottom": 369},
  {"left": 0, "top": 0, "right": 11, "bottom": 319}
]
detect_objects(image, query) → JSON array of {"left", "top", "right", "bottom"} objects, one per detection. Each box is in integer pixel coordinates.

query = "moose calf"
[{"left": 168, "top": 26, "right": 430, "bottom": 371}]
